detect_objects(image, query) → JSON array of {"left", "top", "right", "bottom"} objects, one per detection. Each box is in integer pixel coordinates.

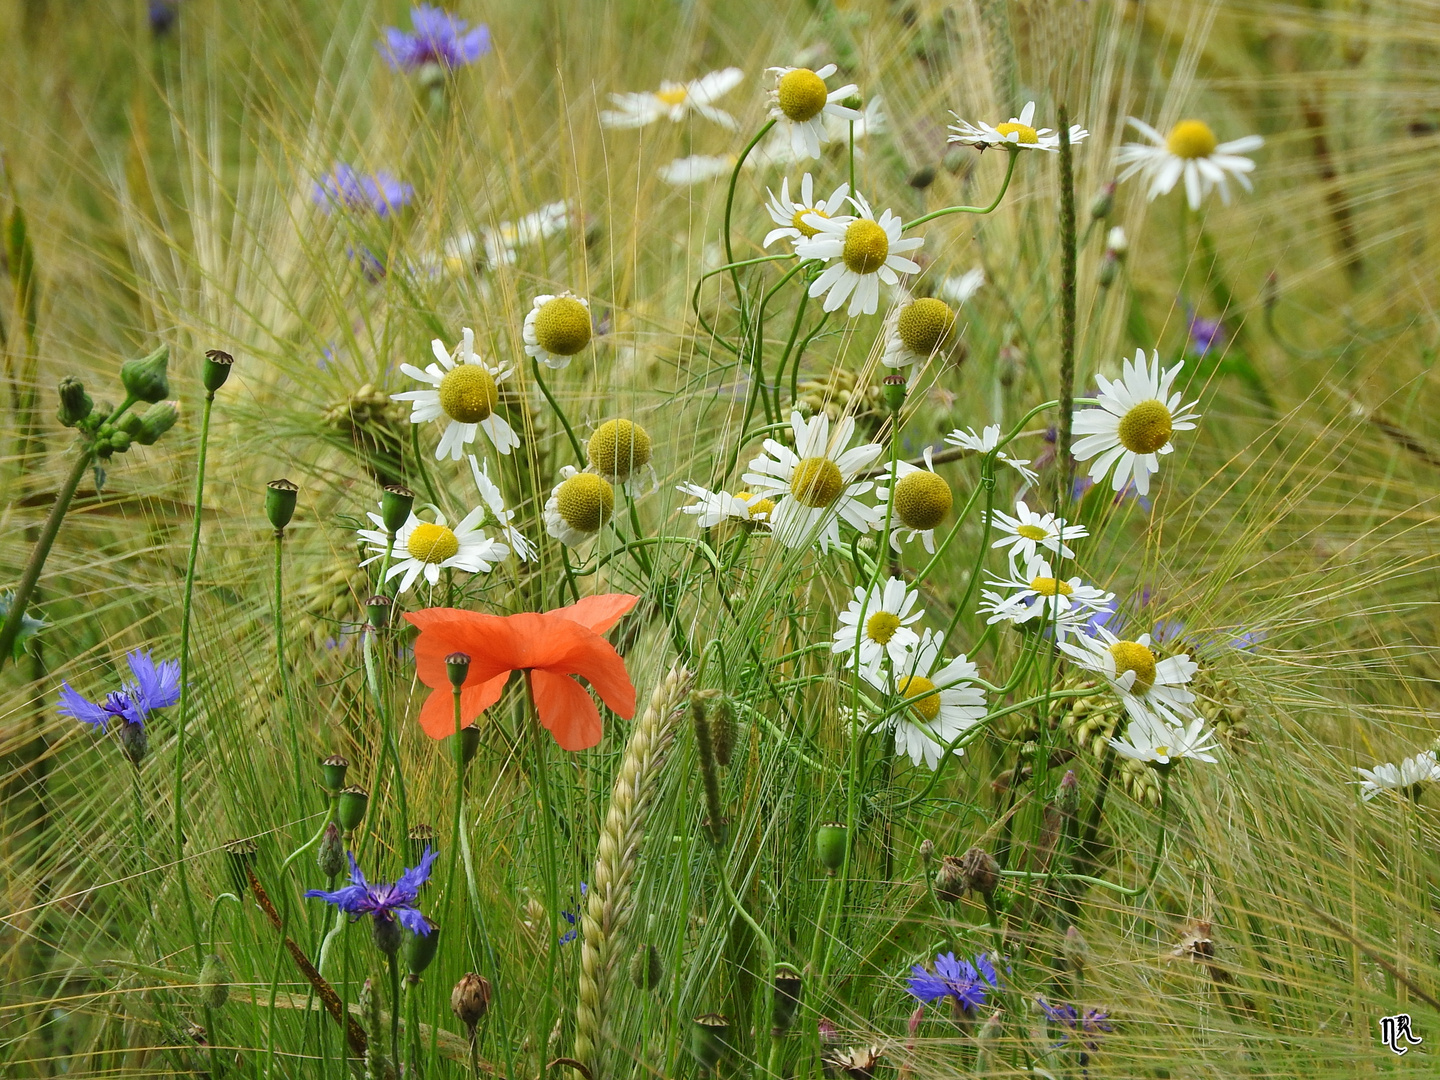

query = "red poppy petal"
[
  {"left": 551, "top": 593, "right": 640, "bottom": 635},
  {"left": 530, "top": 669, "right": 603, "bottom": 751},
  {"left": 414, "top": 678, "right": 506, "bottom": 740},
  {"left": 408, "top": 609, "right": 514, "bottom": 689}
]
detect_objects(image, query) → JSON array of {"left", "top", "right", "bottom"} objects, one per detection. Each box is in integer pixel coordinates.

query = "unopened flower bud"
[
  {"left": 934, "top": 854, "right": 965, "bottom": 904},
  {"left": 919, "top": 838, "right": 935, "bottom": 867},
  {"left": 691, "top": 1014, "right": 731, "bottom": 1070},
  {"left": 1063, "top": 924, "right": 1089, "bottom": 976},
  {"left": 317, "top": 821, "right": 345, "bottom": 879},
  {"left": 57, "top": 377, "right": 94, "bottom": 427},
  {"left": 120, "top": 343, "right": 171, "bottom": 404},
  {"left": 408, "top": 824, "right": 436, "bottom": 867},
  {"left": 117, "top": 719, "right": 148, "bottom": 765},
  {"left": 265, "top": 479, "right": 298, "bottom": 532},
  {"left": 1097, "top": 252, "right": 1120, "bottom": 289},
  {"left": 817, "top": 1016, "right": 841, "bottom": 1047},
  {"left": 133, "top": 401, "right": 179, "bottom": 445},
  {"left": 1090, "top": 181, "right": 1116, "bottom": 221},
  {"left": 458, "top": 726, "right": 480, "bottom": 765},
  {"left": 997, "top": 344, "right": 1022, "bottom": 390},
  {"left": 366, "top": 594, "right": 392, "bottom": 630},
  {"left": 106, "top": 431, "right": 133, "bottom": 455},
  {"left": 198, "top": 954, "right": 230, "bottom": 1010},
  {"left": 772, "top": 964, "right": 803, "bottom": 1032},
  {"left": 445, "top": 651, "right": 470, "bottom": 689},
  {"left": 630, "top": 943, "right": 665, "bottom": 992},
  {"left": 337, "top": 785, "right": 369, "bottom": 832},
  {"left": 380, "top": 484, "right": 415, "bottom": 534},
  {"left": 372, "top": 913, "right": 403, "bottom": 956},
  {"left": 882, "top": 373, "right": 907, "bottom": 413},
  {"left": 907, "top": 165, "right": 937, "bottom": 190},
  {"left": 841, "top": 93, "right": 863, "bottom": 111},
  {"left": 202, "top": 349, "right": 234, "bottom": 393},
  {"left": 406, "top": 918, "right": 440, "bottom": 980},
  {"left": 1057, "top": 770, "right": 1079, "bottom": 813},
  {"left": 320, "top": 754, "right": 349, "bottom": 791},
  {"left": 960, "top": 846, "right": 1000, "bottom": 897},
  {"left": 451, "top": 972, "right": 492, "bottom": 1038},
  {"left": 815, "top": 822, "right": 847, "bottom": 875}
]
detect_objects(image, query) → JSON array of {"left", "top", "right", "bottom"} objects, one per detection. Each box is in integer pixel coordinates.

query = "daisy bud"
[
  {"left": 690, "top": 1014, "right": 731, "bottom": 1070},
  {"left": 907, "top": 165, "right": 937, "bottom": 190},
  {"left": 265, "top": 479, "right": 298, "bottom": 532},
  {"left": 222, "top": 837, "right": 258, "bottom": 896},
  {"left": 198, "top": 954, "right": 231, "bottom": 1011},
  {"left": 933, "top": 854, "right": 965, "bottom": 904},
  {"left": 202, "top": 349, "right": 234, "bottom": 393},
  {"left": 372, "top": 913, "right": 403, "bottom": 956},
  {"left": 337, "top": 785, "right": 369, "bottom": 832},
  {"left": 841, "top": 93, "right": 863, "bottom": 111},
  {"left": 380, "top": 484, "right": 416, "bottom": 534},
  {"left": 409, "top": 824, "right": 437, "bottom": 867},
  {"left": 772, "top": 964, "right": 803, "bottom": 1033},
  {"left": 882, "top": 373, "right": 907, "bottom": 413},
  {"left": 445, "top": 651, "right": 470, "bottom": 689},
  {"left": 587, "top": 418, "right": 653, "bottom": 483},
  {"left": 815, "top": 822, "right": 847, "bottom": 875},
  {"left": 630, "top": 943, "right": 665, "bottom": 992},
  {"left": 119, "top": 344, "right": 171, "bottom": 404},
  {"left": 406, "top": 917, "right": 440, "bottom": 980},
  {"left": 960, "top": 846, "right": 1000, "bottom": 897},
  {"left": 320, "top": 754, "right": 349, "bottom": 791},
  {"left": 317, "top": 821, "right": 345, "bottom": 879},
  {"left": 1090, "top": 181, "right": 1116, "bottom": 221},
  {"left": 1063, "top": 924, "right": 1089, "bottom": 976},
  {"left": 451, "top": 972, "right": 492, "bottom": 1039},
  {"left": 365, "top": 594, "right": 392, "bottom": 630},
  {"left": 56, "top": 377, "right": 93, "bottom": 427}
]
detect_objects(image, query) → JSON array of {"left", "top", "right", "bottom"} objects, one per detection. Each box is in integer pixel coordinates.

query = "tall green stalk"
[
  {"left": 274, "top": 530, "right": 305, "bottom": 799},
  {"left": 1055, "top": 106, "right": 1079, "bottom": 503}
]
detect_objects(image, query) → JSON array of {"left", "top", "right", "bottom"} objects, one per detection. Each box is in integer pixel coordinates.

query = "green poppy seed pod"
[
  {"left": 772, "top": 964, "right": 803, "bottom": 1033},
  {"left": 445, "top": 651, "right": 470, "bottom": 689},
  {"left": 202, "top": 349, "right": 234, "bottom": 393},
  {"left": 198, "top": 954, "right": 230, "bottom": 1010},
  {"left": 366, "top": 594, "right": 392, "bottom": 630},
  {"left": 458, "top": 726, "right": 480, "bottom": 766},
  {"left": 120, "top": 343, "right": 171, "bottom": 404},
  {"left": 882, "top": 374, "right": 907, "bottom": 414},
  {"left": 133, "top": 401, "right": 179, "bottom": 445},
  {"left": 815, "top": 822, "right": 847, "bottom": 875},
  {"left": 337, "top": 785, "right": 369, "bottom": 832},
  {"left": 372, "top": 913, "right": 403, "bottom": 956},
  {"left": 117, "top": 719, "right": 148, "bottom": 765},
  {"left": 630, "top": 943, "right": 665, "bottom": 992},
  {"left": 451, "top": 972, "right": 492, "bottom": 1039},
  {"left": 56, "top": 377, "right": 94, "bottom": 427},
  {"left": 934, "top": 854, "right": 965, "bottom": 905},
  {"left": 320, "top": 753, "right": 349, "bottom": 792},
  {"left": 406, "top": 918, "right": 440, "bottom": 980},
  {"left": 907, "top": 165, "right": 937, "bottom": 190},
  {"left": 960, "top": 846, "right": 1000, "bottom": 897},
  {"left": 1090, "top": 180, "right": 1116, "bottom": 221},
  {"left": 408, "top": 824, "right": 436, "bottom": 867},
  {"left": 316, "top": 821, "right": 345, "bottom": 879},
  {"left": 265, "top": 479, "right": 299, "bottom": 532},
  {"left": 222, "top": 837, "right": 258, "bottom": 896},
  {"left": 691, "top": 1014, "right": 731, "bottom": 1070},
  {"left": 380, "top": 484, "right": 416, "bottom": 534}
]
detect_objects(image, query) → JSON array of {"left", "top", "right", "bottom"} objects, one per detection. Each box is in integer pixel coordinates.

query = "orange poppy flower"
[{"left": 406, "top": 594, "right": 639, "bottom": 751}]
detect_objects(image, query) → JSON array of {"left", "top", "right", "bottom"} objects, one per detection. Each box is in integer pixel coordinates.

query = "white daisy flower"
[
  {"left": 1110, "top": 714, "right": 1219, "bottom": 768},
  {"left": 676, "top": 483, "right": 773, "bottom": 529},
  {"left": 658, "top": 154, "right": 740, "bottom": 186},
  {"left": 741, "top": 410, "right": 883, "bottom": 553},
  {"left": 874, "top": 447, "right": 953, "bottom": 554},
  {"left": 939, "top": 267, "right": 985, "bottom": 306},
  {"left": 948, "top": 101, "right": 1089, "bottom": 152},
  {"left": 600, "top": 67, "right": 745, "bottom": 130},
  {"left": 988, "top": 500, "right": 1087, "bottom": 563},
  {"left": 831, "top": 576, "right": 924, "bottom": 676},
  {"left": 979, "top": 555, "right": 1113, "bottom": 634},
  {"left": 764, "top": 174, "right": 850, "bottom": 250},
  {"left": 358, "top": 506, "right": 508, "bottom": 594},
  {"left": 1104, "top": 226, "right": 1128, "bottom": 256},
  {"left": 523, "top": 293, "right": 593, "bottom": 369},
  {"left": 1115, "top": 118, "right": 1263, "bottom": 210},
  {"left": 796, "top": 193, "right": 924, "bottom": 317},
  {"left": 467, "top": 454, "right": 537, "bottom": 561},
  {"left": 1071, "top": 349, "right": 1201, "bottom": 497},
  {"left": 391, "top": 328, "right": 519, "bottom": 460},
  {"left": 543, "top": 466, "right": 615, "bottom": 548},
  {"left": 766, "top": 64, "right": 861, "bottom": 160},
  {"left": 881, "top": 296, "right": 960, "bottom": 369},
  {"left": 440, "top": 201, "right": 571, "bottom": 272},
  {"left": 825, "top": 93, "right": 886, "bottom": 144},
  {"left": 1355, "top": 751, "right": 1440, "bottom": 802},
  {"left": 943, "top": 425, "right": 1038, "bottom": 484},
  {"left": 864, "top": 629, "right": 987, "bottom": 770},
  {"left": 1058, "top": 628, "right": 1198, "bottom": 727}
]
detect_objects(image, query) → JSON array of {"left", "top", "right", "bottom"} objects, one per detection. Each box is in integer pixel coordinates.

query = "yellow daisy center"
[
  {"left": 1117, "top": 399, "right": 1174, "bottom": 455},
  {"left": 776, "top": 68, "right": 829, "bottom": 123},
  {"left": 842, "top": 219, "right": 890, "bottom": 275},
  {"left": 556, "top": 473, "right": 614, "bottom": 533},
  {"left": 1029, "top": 576, "right": 1074, "bottom": 597},
  {"left": 897, "top": 298, "right": 956, "bottom": 355},
  {"left": 894, "top": 471, "right": 953, "bottom": 531},
  {"left": 1016, "top": 524, "right": 1049, "bottom": 541},
  {"left": 406, "top": 522, "right": 460, "bottom": 564},
  {"left": 1165, "top": 119, "right": 1218, "bottom": 159},
  {"left": 736, "top": 492, "right": 775, "bottom": 521},
  {"left": 897, "top": 674, "right": 940, "bottom": 723},
  {"left": 790, "top": 456, "right": 844, "bottom": 508},
  {"left": 791, "top": 206, "right": 829, "bottom": 238},
  {"left": 1109, "top": 641, "right": 1157, "bottom": 693},
  {"left": 994, "top": 121, "right": 1039, "bottom": 144},
  {"left": 865, "top": 611, "right": 903, "bottom": 645},
  {"left": 533, "top": 297, "right": 592, "bottom": 357},
  {"left": 655, "top": 86, "right": 688, "bottom": 107},
  {"left": 587, "top": 419, "right": 652, "bottom": 481},
  {"left": 437, "top": 364, "right": 498, "bottom": 424}
]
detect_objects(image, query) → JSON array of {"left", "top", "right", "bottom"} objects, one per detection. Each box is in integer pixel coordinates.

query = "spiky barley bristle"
[{"left": 573, "top": 665, "right": 693, "bottom": 1073}]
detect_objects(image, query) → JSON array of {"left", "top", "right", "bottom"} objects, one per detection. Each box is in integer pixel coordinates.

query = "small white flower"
[
  {"left": 391, "top": 328, "right": 519, "bottom": 460},
  {"left": 796, "top": 192, "right": 924, "bottom": 317},
  {"left": 676, "top": 483, "right": 773, "bottom": 529},
  {"left": 874, "top": 447, "right": 953, "bottom": 554},
  {"left": 1355, "top": 751, "right": 1440, "bottom": 802},
  {"left": 358, "top": 506, "right": 509, "bottom": 594},
  {"left": 939, "top": 267, "right": 985, "bottom": 306},
  {"left": 1110, "top": 714, "right": 1219, "bottom": 767},
  {"left": 440, "top": 201, "right": 571, "bottom": 271},
  {"left": 467, "top": 455, "right": 536, "bottom": 561},
  {"left": 543, "top": 466, "right": 615, "bottom": 548},
  {"left": 766, "top": 64, "right": 861, "bottom": 160},
  {"left": 1071, "top": 349, "right": 1201, "bottom": 497},
  {"left": 978, "top": 555, "right": 1113, "bottom": 635},
  {"left": 1059, "top": 628, "right": 1197, "bottom": 728},
  {"left": 658, "top": 154, "right": 740, "bottom": 186},
  {"left": 948, "top": 101, "right": 1089, "bottom": 152},
  {"left": 1115, "top": 117, "right": 1262, "bottom": 210},
  {"left": 741, "top": 410, "right": 883, "bottom": 553},
  {"left": 600, "top": 67, "right": 745, "bottom": 129},
  {"left": 1105, "top": 226, "right": 1128, "bottom": 255},
  {"left": 764, "top": 174, "right": 850, "bottom": 250},
  {"left": 523, "top": 293, "right": 593, "bottom": 370},
  {"left": 832, "top": 576, "right": 924, "bottom": 676},
  {"left": 944, "top": 425, "right": 1038, "bottom": 484},
  {"left": 988, "top": 500, "right": 1088, "bottom": 563},
  {"left": 864, "top": 629, "right": 987, "bottom": 770}
]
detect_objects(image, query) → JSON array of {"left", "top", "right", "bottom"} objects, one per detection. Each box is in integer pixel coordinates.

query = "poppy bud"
[
  {"left": 372, "top": 913, "right": 403, "bottom": 956},
  {"left": 630, "top": 943, "right": 664, "bottom": 992},
  {"left": 408, "top": 823, "right": 436, "bottom": 867},
  {"left": 222, "top": 837, "right": 258, "bottom": 896},
  {"left": 882, "top": 373, "right": 907, "bottom": 413},
  {"left": 198, "top": 954, "right": 230, "bottom": 1010},
  {"left": 406, "top": 918, "right": 440, "bottom": 980},
  {"left": 815, "top": 822, "right": 847, "bottom": 875},
  {"left": 691, "top": 1014, "right": 731, "bottom": 1070},
  {"left": 320, "top": 754, "right": 349, "bottom": 791},
  {"left": 960, "top": 846, "right": 1000, "bottom": 897},
  {"left": 934, "top": 854, "right": 965, "bottom": 904},
  {"left": 772, "top": 964, "right": 803, "bottom": 1032},
  {"left": 337, "top": 785, "right": 369, "bottom": 832},
  {"left": 117, "top": 719, "right": 148, "bottom": 766},
  {"left": 316, "top": 821, "right": 345, "bottom": 879},
  {"left": 133, "top": 401, "right": 179, "bottom": 445},
  {"left": 445, "top": 651, "right": 470, "bottom": 689},
  {"left": 265, "top": 479, "right": 298, "bottom": 532},
  {"left": 458, "top": 726, "right": 480, "bottom": 765},
  {"left": 57, "top": 377, "right": 93, "bottom": 427},
  {"left": 451, "top": 972, "right": 492, "bottom": 1039},
  {"left": 380, "top": 484, "right": 415, "bottom": 534},
  {"left": 120, "top": 343, "right": 171, "bottom": 404},
  {"left": 365, "top": 594, "right": 392, "bottom": 630},
  {"left": 202, "top": 349, "right": 234, "bottom": 393}
]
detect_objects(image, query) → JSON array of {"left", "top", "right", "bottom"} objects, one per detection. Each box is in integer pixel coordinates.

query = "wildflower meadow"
[{"left": 2, "top": 1, "right": 1438, "bottom": 1077}]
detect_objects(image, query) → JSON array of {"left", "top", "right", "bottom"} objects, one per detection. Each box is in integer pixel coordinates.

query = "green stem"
[
  {"left": 903, "top": 152, "right": 1017, "bottom": 230},
  {"left": 446, "top": 683, "right": 465, "bottom": 927},
  {"left": 388, "top": 950, "right": 402, "bottom": 1071},
  {"left": 409, "top": 422, "right": 444, "bottom": 510},
  {"left": 524, "top": 672, "right": 561, "bottom": 1080},
  {"left": 274, "top": 529, "right": 305, "bottom": 801},
  {"left": 722, "top": 120, "right": 777, "bottom": 299},
  {"left": 1055, "top": 107, "right": 1078, "bottom": 505},
  {"left": 531, "top": 359, "right": 586, "bottom": 466}
]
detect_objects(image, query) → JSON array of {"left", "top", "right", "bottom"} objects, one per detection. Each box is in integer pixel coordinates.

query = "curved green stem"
[
  {"left": 903, "top": 151, "right": 1017, "bottom": 230},
  {"left": 530, "top": 359, "right": 586, "bottom": 466},
  {"left": 722, "top": 120, "right": 777, "bottom": 298}
]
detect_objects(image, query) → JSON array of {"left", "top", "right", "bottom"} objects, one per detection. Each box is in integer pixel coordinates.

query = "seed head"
[
  {"left": 960, "top": 846, "right": 1000, "bottom": 897},
  {"left": 533, "top": 296, "right": 592, "bottom": 356},
  {"left": 202, "top": 349, "right": 235, "bottom": 393},
  {"left": 587, "top": 418, "right": 653, "bottom": 481},
  {"left": 452, "top": 972, "right": 492, "bottom": 1038},
  {"left": 556, "top": 472, "right": 614, "bottom": 532},
  {"left": 265, "top": 478, "right": 299, "bottom": 532},
  {"left": 894, "top": 470, "right": 952, "bottom": 531}
]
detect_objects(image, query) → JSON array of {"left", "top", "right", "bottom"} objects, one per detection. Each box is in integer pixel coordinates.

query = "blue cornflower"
[
  {"left": 379, "top": 6, "right": 490, "bottom": 70},
  {"left": 558, "top": 882, "right": 588, "bottom": 945},
  {"left": 312, "top": 163, "right": 414, "bottom": 219},
  {"left": 906, "top": 951, "right": 998, "bottom": 1013},
  {"left": 1037, "top": 997, "right": 1112, "bottom": 1055},
  {"left": 149, "top": 0, "right": 179, "bottom": 36},
  {"left": 57, "top": 650, "right": 180, "bottom": 730},
  {"left": 1187, "top": 307, "right": 1225, "bottom": 357},
  {"left": 306, "top": 847, "right": 437, "bottom": 953}
]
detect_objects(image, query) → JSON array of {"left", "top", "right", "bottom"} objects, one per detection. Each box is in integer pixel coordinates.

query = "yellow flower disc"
[
  {"left": 588, "top": 419, "right": 653, "bottom": 481},
  {"left": 894, "top": 471, "right": 953, "bottom": 531},
  {"left": 994, "top": 121, "right": 1039, "bottom": 144},
  {"left": 1029, "top": 576, "right": 1074, "bottom": 598},
  {"left": 655, "top": 86, "right": 688, "bottom": 107},
  {"left": 1117, "top": 399, "right": 1173, "bottom": 455},
  {"left": 791, "top": 206, "right": 829, "bottom": 238},
  {"left": 842, "top": 219, "right": 890, "bottom": 275},
  {"left": 534, "top": 297, "right": 592, "bottom": 356},
  {"left": 407, "top": 522, "right": 461, "bottom": 564},
  {"left": 897, "top": 674, "right": 941, "bottom": 722},
  {"left": 897, "top": 298, "right": 956, "bottom": 355},
  {"left": 776, "top": 68, "right": 829, "bottom": 123},
  {"left": 865, "top": 611, "right": 902, "bottom": 645},
  {"left": 438, "top": 364, "right": 498, "bottom": 423},
  {"left": 789, "top": 456, "right": 844, "bottom": 508},
  {"left": 1165, "top": 120, "right": 1218, "bottom": 159},
  {"left": 557, "top": 473, "right": 614, "bottom": 533},
  {"left": 737, "top": 492, "right": 775, "bottom": 522},
  {"left": 1109, "top": 641, "right": 1157, "bottom": 692},
  {"left": 1016, "top": 524, "right": 1049, "bottom": 541}
]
